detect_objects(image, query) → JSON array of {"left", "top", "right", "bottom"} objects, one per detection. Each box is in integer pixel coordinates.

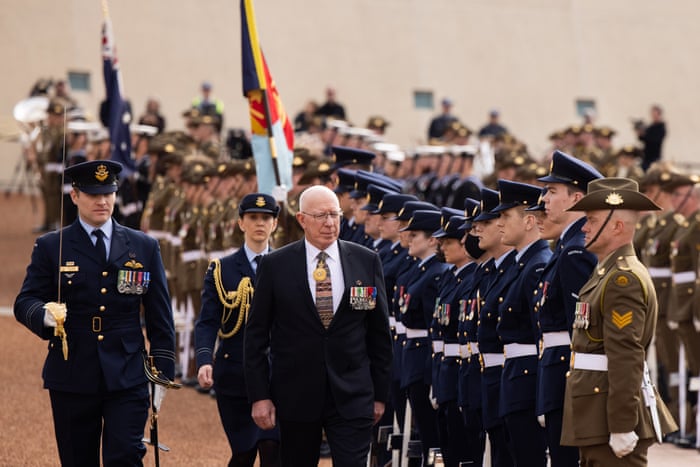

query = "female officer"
[{"left": 195, "top": 193, "right": 280, "bottom": 467}]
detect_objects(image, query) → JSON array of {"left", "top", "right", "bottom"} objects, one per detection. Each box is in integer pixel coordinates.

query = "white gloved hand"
[
  {"left": 667, "top": 320, "right": 679, "bottom": 330},
  {"left": 429, "top": 385, "right": 439, "bottom": 410},
  {"left": 43, "top": 308, "right": 57, "bottom": 327},
  {"left": 43, "top": 302, "right": 67, "bottom": 328},
  {"left": 609, "top": 431, "right": 639, "bottom": 458},
  {"left": 271, "top": 185, "right": 288, "bottom": 203},
  {"left": 693, "top": 318, "right": 700, "bottom": 333},
  {"left": 537, "top": 414, "right": 546, "bottom": 428}
]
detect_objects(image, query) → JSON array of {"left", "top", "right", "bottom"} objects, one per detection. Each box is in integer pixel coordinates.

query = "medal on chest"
[{"left": 574, "top": 301, "right": 590, "bottom": 329}]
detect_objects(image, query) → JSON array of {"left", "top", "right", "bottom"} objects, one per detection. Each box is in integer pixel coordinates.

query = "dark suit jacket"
[
  {"left": 195, "top": 247, "right": 255, "bottom": 398},
  {"left": 244, "top": 239, "right": 393, "bottom": 422},
  {"left": 14, "top": 219, "right": 175, "bottom": 394}
]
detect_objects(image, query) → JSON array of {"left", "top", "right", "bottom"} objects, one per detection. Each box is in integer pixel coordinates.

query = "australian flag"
[{"left": 101, "top": 15, "right": 135, "bottom": 175}]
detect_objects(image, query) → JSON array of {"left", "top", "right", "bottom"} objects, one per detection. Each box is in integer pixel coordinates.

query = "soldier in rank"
[
  {"left": 473, "top": 187, "right": 517, "bottom": 467},
  {"left": 456, "top": 199, "right": 490, "bottom": 466},
  {"left": 492, "top": 180, "right": 552, "bottom": 467},
  {"left": 532, "top": 151, "right": 602, "bottom": 466},
  {"left": 398, "top": 210, "right": 449, "bottom": 462},
  {"left": 562, "top": 178, "right": 678, "bottom": 465},
  {"left": 432, "top": 215, "right": 477, "bottom": 467}
]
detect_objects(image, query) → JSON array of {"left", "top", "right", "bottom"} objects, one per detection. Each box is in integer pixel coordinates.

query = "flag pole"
[{"left": 259, "top": 90, "right": 282, "bottom": 187}]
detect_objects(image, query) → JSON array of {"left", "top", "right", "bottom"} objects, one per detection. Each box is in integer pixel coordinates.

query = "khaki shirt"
[{"left": 562, "top": 244, "right": 677, "bottom": 446}]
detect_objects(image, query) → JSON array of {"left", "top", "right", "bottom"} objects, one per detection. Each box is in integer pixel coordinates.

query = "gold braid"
[{"left": 210, "top": 259, "right": 254, "bottom": 339}]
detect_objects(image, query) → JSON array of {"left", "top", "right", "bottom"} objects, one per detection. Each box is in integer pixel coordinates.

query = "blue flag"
[{"left": 102, "top": 15, "right": 134, "bottom": 175}]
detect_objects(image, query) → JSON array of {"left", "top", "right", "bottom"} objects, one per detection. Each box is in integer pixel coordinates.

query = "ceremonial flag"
[
  {"left": 101, "top": 5, "right": 134, "bottom": 175},
  {"left": 241, "top": 0, "right": 294, "bottom": 195}
]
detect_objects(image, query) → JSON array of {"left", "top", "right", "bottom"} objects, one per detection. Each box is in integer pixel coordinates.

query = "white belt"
[
  {"left": 62, "top": 184, "right": 72, "bottom": 194},
  {"left": 572, "top": 352, "right": 608, "bottom": 371},
  {"left": 481, "top": 352, "right": 505, "bottom": 368},
  {"left": 460, "top": 344, "right": 470, "bottom": 358},
  {"left": 405, "top": 328, "right": 428, "bottom": 339},
  {"left": 673, "top": 271, "right": 697, "bottom": 285},
  {"left": 469, "top": 341, "right": 480, "bottom": 356},
  {"left": 444, "top": 343, "right": 460, "bottom": 357},
  {"left": 432, "top": 340, "right": 444, "bottom": 353},
  {"left": 148, "top": 230, "right": 168, "bottom": 240},
  {"left": 45, "top": 162, "right": 64, "bottom": 173},
  {"left": 504, "top": 343, "right": 538, "bottom": 359},
  {"left": 208, "top": 250, "right": 226, "bottom": 260},
  {"left": 119, "top": 201, "right": 142, "bottom": 217},
  {"left": 648, "top": 267, "right": 671, "bottom": 278},
  {"left": 542, "top": 331, "right": 571, "bottom": 349},
  {"left": 395, "top": 323, "right": 406, "bottom": 335},
  {"left": 169, "top": 236, "right": 183, "bottom": 247},
  {"left": 389, "top": 316, "right": 397, "bottom": 328},
  {"left": 181, "top": 250, "right": 205, "bottom": 262}
]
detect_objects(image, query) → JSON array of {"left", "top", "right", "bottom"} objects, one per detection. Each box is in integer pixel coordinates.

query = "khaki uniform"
[
  {"left": 271, "top": 195, "right": 304, "bottom": 248},
  {"left": 562, "top": 244, "right": 677, "bottom": 464},
  {"left": 39, "top": 125, "right": 64, "bottom": 229},
  {"left": 640, "top": 210, "right": 682, "bottom": 418},
  {"left": 669, "top": 210, "right": 700, "bottom": 375}
]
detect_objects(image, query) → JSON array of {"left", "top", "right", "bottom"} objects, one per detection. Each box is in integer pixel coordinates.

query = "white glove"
[
  {"left": 537, "top": 414, "right": 546, "bottom": 428},
  {"left": 271, "top": 185, "right": 288, "bottom": 203},
  {"left": 43, "top": 302, "right": 67, "bottom": 328},
  {"left": 693, "top": 318, "right": 700, "bottom": 333},
  {"left": 667, "top": 320, "right": 679, "bottom": 330},
  {"left": 428, "top": 385, "right": 439, "bottom": 410},
  {"left": 43, "top": 308, "right": 57, "bottom": 327},
  {"left": 609, "top": 431, "right": 639, "bottom": 458}
]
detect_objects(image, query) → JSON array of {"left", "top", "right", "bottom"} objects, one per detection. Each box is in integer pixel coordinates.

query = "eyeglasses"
[{"left": 301, "top": 211, "right": 343, "bottom": 222}]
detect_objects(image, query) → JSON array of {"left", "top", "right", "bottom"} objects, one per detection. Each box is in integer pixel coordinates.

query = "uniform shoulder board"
[
  {"left": 616, "top": 255, "right": 632, "bottom": 271},
  {"left": 673, "top": 213, "right": 686, "bottom": 226}
]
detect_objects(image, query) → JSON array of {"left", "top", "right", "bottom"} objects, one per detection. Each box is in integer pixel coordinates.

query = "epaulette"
[
  {"left": 673, "top": 213, "right": 686, "bottom": 226},
  {"left": 616, "top": 255, "right": 632, "bottom": 271}
]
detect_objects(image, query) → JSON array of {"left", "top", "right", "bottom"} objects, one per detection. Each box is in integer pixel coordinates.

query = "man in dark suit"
[
  {"left": 244, "top": 185, "right": 393, "bottom": 467},
  {"left": 14, "top": 160, "right": 176, "bottom": 466}
]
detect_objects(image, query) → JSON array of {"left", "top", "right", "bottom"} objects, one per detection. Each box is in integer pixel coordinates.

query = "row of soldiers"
[{"left": 318, "top": 146, "right": 694, "bottom": 466}]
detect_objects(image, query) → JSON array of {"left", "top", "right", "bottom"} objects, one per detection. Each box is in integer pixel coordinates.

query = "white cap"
[
  {"left": 413, "top": 145, "right": 446, "bottom": 156},
  {"left": 326, "top": 118, "right": 349, "bottom": 130},
  {"left": 386, "top": 150, "right": 405, "bottom": 163},
  {"left": 67, "top": 120, "right": 102, "bottom": 133},
  {"left": 88, "top": 127, "right": 110, "bottom": 142},
  {"left": 372, "top": 142, "right": 400, "bottom": 153},
  {"left": 131, "top": 124, "right": 158, "bottom": 137}
]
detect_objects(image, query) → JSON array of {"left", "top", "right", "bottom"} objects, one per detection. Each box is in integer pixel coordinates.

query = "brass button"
[
  {"left": 97, "top": 335, "right": 104, "bottom": 341},
  {"left": 67, "top": 280, "right": 72, "bottom": 285},
  {"left": 416, "top": 342, "right": 420, "bottom": 347},
  {"left": 498, "top": 297, "right": 504, "bottom": 303},
  {"left": 224, "top": 353, "right": 229, "bottom": 359},
  {"left": 594, "top": 387, "right": 600, "bottom": 393},
  {"left": 100, "top": 288, "right": 107, "bottom": 294},
  {"left": 566, "top": 371, "right": 571, "bottom": 377},
  {"left": 99, "top": 305, "right": 106, "bottom": 312},
  {"left": 533, "top": 290, "right": 538, "bottom": 296},
  {"left": 402, "top": 341, "right": 406, "bottom": 346},
  {"left": 560, "top": 356, "right": 566, "bottom": 361},
  {"left": 508, "top": 307, "right": 512, "bottom": 312},
  {"left": 102, "top": 271, "right": 108, "bottom": 277},
  {"left": 523, "top": 369, "right": 528, "bottom": 375}
]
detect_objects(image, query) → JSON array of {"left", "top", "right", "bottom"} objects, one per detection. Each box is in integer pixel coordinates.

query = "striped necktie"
[{"left": 315, "top": 252, "right": 333, "bottom": 328}]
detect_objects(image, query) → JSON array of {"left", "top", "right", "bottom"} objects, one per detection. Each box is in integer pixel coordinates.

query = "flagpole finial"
[{"left": 101, "top": 0, "right": 110, "bottom": 19}]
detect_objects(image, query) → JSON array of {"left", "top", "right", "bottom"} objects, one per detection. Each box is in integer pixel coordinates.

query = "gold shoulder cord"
[{"left": 211, "top": 259, "right": 254, "bottom": 339}]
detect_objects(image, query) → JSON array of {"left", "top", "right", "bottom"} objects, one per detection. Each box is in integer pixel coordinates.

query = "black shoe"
[
  {"left": 663, "top": 431, "right": 680, "bottom": 444},
  {"left": 674, "top": 434, "right": 696, "bottom": 449},
  {"left": 319, "top": 440, "right": 331, "bottom": 458},
  {"left": 195, "top": 384, "right": 210, "bottom": 394}
]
